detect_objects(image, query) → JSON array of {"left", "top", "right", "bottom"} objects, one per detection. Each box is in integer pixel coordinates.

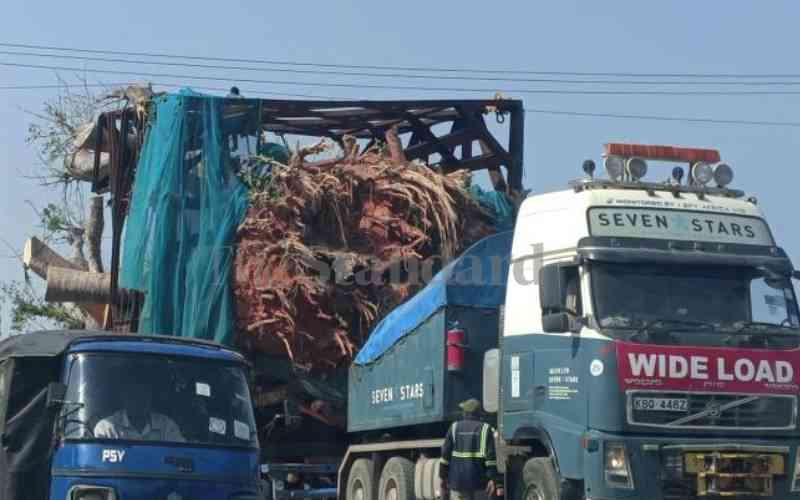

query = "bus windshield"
[
  {"left": 62, "top": 353, "right": 257, "bottom": 448},
  {"left": 591, "top": 262, "right": 800, "bottom": 340}
]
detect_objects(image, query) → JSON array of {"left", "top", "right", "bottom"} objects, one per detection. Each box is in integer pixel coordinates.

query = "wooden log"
[
  {"left": 25, "top": 237, "right": 108, "bottom": 326},
  {"left": 23, "top": 237, "right": 80, "bottom": 279},
  {"left": 45, "top": 267, "right": 111, "bottom": 304},
  {"left": 64, "top": 149, "right": 110, "bottom": 183}
]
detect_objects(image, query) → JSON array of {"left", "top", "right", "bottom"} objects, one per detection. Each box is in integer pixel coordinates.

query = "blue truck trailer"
[
  {"left": 0, "top": 330, "right": 262, "bottom": 500},
  {"left": 262, "top": 143, "right": 800, "bottom": 500}
]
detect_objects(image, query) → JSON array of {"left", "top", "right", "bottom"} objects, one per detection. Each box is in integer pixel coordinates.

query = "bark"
[
  {"left": 23, "top": 237, "right": 106, "bottom": 326},
  {"left": 23, "top": 236, "right": 78, "bottom": 279},
  {"left": 64, "top": 149, "right": 109, "bottom": 182},
  {"left": 44, "top": 267, "right": 111, "bottom": 304},
  {"left": 85, "top": 196, "right": 105, "bottom": 273},
  {"left": 64, "top": 228, "right": 89, "bottom": 271}
]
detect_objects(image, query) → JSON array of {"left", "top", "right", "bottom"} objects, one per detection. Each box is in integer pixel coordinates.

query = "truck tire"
[
  {"left": 348, "top": 459, "right": 376, "bottom": 500},
  {"left": 379, "top": 457, "right": 415, "bottom": 500},
  {"left": 517, "top": 458, "right": 560, "bottom": 500}
]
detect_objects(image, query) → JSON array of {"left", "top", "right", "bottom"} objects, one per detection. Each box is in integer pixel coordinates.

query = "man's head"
[
  {"left": 123, "top": 380, "right": 153, "bottom": 420},
  {"left": 459, "top": 398, "right": 482, "bottom": 417}
]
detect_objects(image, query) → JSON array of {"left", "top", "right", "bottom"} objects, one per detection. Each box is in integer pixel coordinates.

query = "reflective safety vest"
[{"left": 439, "top": 418, "right": 499, "bottom": 491}]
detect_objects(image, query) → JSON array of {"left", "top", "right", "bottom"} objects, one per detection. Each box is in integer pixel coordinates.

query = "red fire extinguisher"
[{"left": 446, "top": 322, "right": 467, "bottom": 372}]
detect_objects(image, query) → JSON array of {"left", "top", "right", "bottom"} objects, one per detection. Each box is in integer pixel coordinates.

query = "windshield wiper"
[
  {"left": 637, "top": 319, "right": 716, "bottom": 334},
  {"left": 723, "top": 322, "right": 800, "bottom": 347},
  {"left": 732, "top": 321, "right": 800, "bottom": 335},
  {"left": 629, "top": 318, "right": 715, "bottom": 342}
]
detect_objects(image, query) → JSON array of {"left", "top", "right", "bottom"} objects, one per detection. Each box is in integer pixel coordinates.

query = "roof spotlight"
[
  {"left": 713, "top": 163, "right": 734, "bottom": 187},
  {"left": 625, "top": 157, "right": 647, "bottom": 181},
  {"left": 691, "top": 162, "right": 714, "bottom": 185},
  {"left": 604, "top": 156, "right": 624, "bottom": 181},
  {"left": 582, "top": 159, "right": 596, "bottom": 178},
  {"left": 672, "top": 166, "right": 685, "bottom": 185}
]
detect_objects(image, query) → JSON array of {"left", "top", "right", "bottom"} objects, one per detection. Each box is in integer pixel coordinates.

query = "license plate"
[{"left": 633, "top": 397, "right": 688, "bottom": 412}]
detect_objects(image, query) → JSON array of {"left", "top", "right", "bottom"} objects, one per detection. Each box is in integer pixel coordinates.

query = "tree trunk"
[
  {"left": 86, "top": 195, "right": 105, "bottom": 273},
  {"left": 24, "top": 237, "right": 107, "bottom": 326},
  {"left": 44, "top": 267, "right": 111, "bottom": 305},
  {"left": 23, "top": 237, "right": 79, "bottom": 279},
  {"left": 64, "top": 149, "right": 110, "bottom": 183}
]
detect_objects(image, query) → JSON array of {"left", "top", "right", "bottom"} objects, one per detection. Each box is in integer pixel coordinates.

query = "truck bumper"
[{"left": 581, "top": 431, "right": 800, "bottom": 500}]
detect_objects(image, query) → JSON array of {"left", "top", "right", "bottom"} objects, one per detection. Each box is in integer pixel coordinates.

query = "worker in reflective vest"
[{"left": 440, "top": 399, "right": 504, "bottom": 500}]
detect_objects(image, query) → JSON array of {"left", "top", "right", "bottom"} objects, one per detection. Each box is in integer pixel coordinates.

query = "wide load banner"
[{"left": 616, "top": 341, "right": 799, "bottom": 394}]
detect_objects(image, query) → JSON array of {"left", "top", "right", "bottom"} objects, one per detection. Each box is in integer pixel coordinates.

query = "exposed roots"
[{"left": 234, "top": 129, "right": 495, "bottom": 371}]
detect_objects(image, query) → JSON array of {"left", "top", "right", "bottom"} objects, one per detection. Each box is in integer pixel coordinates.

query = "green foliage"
[
  {"left": 237, "top": 155, "right": 285, "bottom": 199},
  {"left": 39, "top": 203, "right": 74, "bottom": 238},
  {"left": 0, "top": 281, "right": 84, "bottom": 332},
  {"left": 25, "top": 79, "right": 100, "bottom": 172}
]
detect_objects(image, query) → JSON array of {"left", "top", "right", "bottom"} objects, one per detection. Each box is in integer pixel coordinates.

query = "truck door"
[{"left": 500, "top": 261, "right": 589, "bottom": 480}]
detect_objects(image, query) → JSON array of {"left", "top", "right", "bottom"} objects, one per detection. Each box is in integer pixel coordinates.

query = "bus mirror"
[
  {"left": 482, "top": 349, "right": 500, "bottom": 413},
  {"left": 793, "top": 270, "right": 800, "bottom": 281},
  {"left": 542, "top": 312, "right": 570, "bottom": 333},
  {"left": 46, "top": 382, "right": 67, "bottom": 409}
]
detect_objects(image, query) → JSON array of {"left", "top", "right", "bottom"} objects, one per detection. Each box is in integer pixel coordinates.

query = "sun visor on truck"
[
  {"left": 354, "top": 231, "right": 513, "bottom": 365},
  {"left": 577, "top": 236, "right": 794, "bottom": 273}
]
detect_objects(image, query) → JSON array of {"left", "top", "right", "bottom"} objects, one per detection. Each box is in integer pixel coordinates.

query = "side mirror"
[
  {"left": 539, "top": 264, "right": 567, "bottom": 312},
  {"left": 543, "top": 312, "right": 570, "bottom": 333},
  {"left": 793, "top": 270, "right": 800, "bottom": 280},
  {"left": 46, "top": 382, "right": 67, "bottom": 409},
  {"left": 482, "top": 349, "right": 500, "bottom": 413}
]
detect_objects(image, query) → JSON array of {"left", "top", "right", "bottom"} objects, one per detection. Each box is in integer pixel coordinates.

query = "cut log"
[
  {"left": 23, "top": 237, "right": 80, "bottom": 278},
  {"left": 64, "top": 149, "right": 110, "bottom": 183},
  {"left": 45, "top": 267, "right": 111, "bottom": 304},
  {"left": 25, "top": 237, "right": 108, "bottom": 326}
]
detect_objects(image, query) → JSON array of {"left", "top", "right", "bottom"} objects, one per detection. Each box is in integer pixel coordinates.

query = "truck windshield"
[
  {"left": 591, "top": 262, "right": 800, "bottom": 339},
  {"left": 62, "top": 353, "right": 257, "bottom": 449}
]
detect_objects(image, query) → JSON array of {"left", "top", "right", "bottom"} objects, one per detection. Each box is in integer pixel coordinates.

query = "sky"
[{"left": 0, "top": 1, "right": 799, "bottom": 334}]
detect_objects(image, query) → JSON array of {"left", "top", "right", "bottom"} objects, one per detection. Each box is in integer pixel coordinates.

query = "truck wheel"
[
  {"left": 517, "top": 458, "right": 560, "bottom": 500},
  {"left": 348, "top": 459, "right": 376, "bottom": 500},
  {"left": 379, "top": 457, "right": 415, "bottom": 500}
]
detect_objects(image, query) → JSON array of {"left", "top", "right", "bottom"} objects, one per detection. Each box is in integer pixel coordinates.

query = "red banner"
[{"left": 615, "top": 341, "right": 800, "bottom": 394}]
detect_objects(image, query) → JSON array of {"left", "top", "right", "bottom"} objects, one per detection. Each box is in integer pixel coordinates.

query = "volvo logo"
[{"left": 705, "top": 403, "right": 722, "bottom": 418}]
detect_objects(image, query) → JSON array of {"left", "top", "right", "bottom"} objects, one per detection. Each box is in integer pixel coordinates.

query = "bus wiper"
[{"left": 630, "top": 319, "right": 715, "bottom": 342}]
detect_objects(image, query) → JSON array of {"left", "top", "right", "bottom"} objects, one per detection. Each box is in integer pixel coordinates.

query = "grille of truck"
[{"left": 627, "top": 392, "right": 797, "bottom": 430}]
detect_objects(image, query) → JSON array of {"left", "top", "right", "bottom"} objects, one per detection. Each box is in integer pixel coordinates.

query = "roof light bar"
[{"left": 604, "top": 143, "right": 721, "bottom": 164}]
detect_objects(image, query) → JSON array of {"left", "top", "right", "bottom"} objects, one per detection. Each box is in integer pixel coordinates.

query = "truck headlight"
[
  {"left": 604, "top": 442, "right": 634, "bottom": 489},
  {"left": 69, "top": 486, "right": 116, "bottom": 500},
  {"left": 791, "top": 448, "right": 800, "bottom": 491}
]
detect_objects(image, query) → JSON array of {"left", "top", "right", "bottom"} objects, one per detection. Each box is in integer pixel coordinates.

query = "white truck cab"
[{"left": 498, "top": 144, "right": 800, "bottom": 500}]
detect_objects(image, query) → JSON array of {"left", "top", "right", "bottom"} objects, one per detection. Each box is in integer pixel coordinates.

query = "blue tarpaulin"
[{"left": 354, "top": 231, "right": 513, "bottom": 365}]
